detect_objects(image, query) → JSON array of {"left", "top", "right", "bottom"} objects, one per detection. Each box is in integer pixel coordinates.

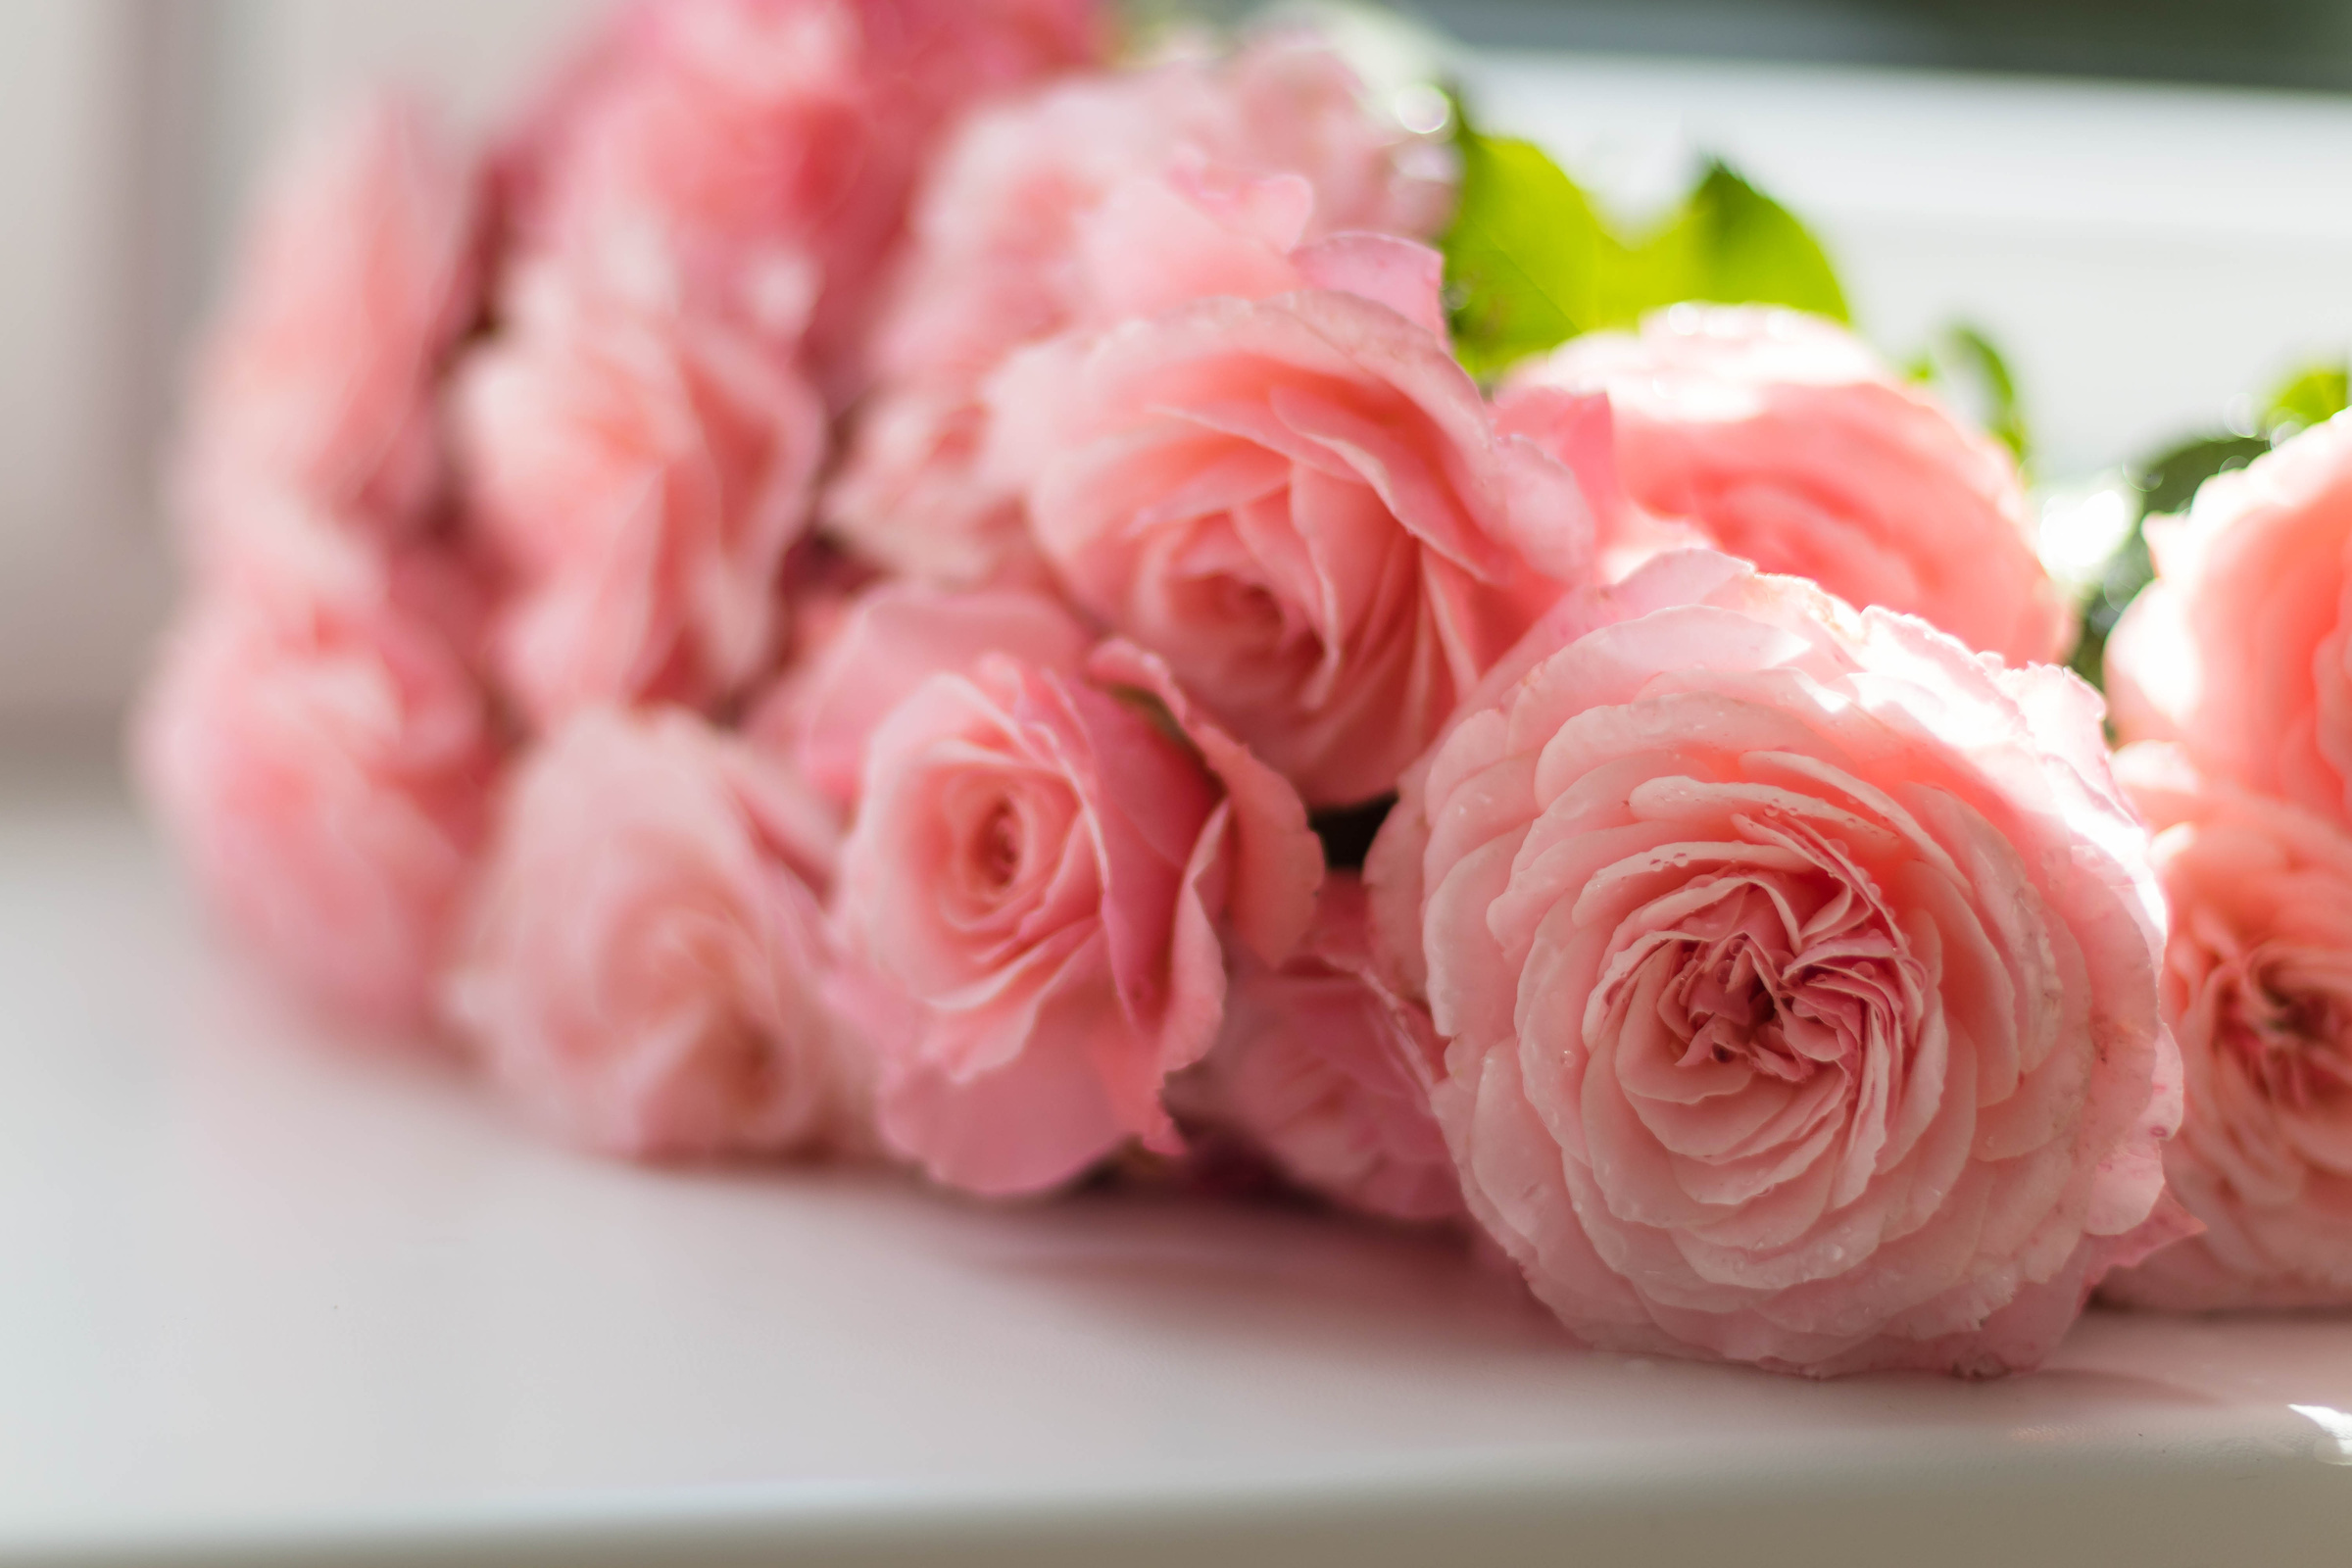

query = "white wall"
[{"left": 0, "top": 4, "right": 160, "bottom": 731}]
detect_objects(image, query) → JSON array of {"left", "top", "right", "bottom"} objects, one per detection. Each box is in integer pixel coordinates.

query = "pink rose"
[
  {"left": 825, "top": 33, "right": 1454, "bottom": 582},
  {"left": 447, "top": 705, "right": 859, "bottom": 1159},
  {"left": 1499, "top": 306, "right": 2071, "bottom": 666},
  {"left": 452, "top": 270, "right": 826, "bottom": 731},
  {"left": 777, "top": 580, "right": 1095, "bottom": 809},
  {"left": 2099, "top": 744, "right": 2352, "bottom": 1310},
  {"left": 826, "top": 598, "right": 1321, "bottom": 1196},
  {"left": 179, "top": 94, "right": 482, "bottom": 554},
  {"left": 1365, "top": 550, "right": 2185, "bottom": 1376},
  {"left": 1179, "top": 874, "right": 1461, "bottom": 1223},
  {"left": 503, "top": 0, "right": 1102, "bottom": 396},
  {"left": 2107, "top": 415, "right": 2352, "bottom": 827},
  {"left": 134, "top": 502, "right": 500, "bottom": 1029},
  {"left": 984, "top": 282, "right": 1592, "bottom": 808}
]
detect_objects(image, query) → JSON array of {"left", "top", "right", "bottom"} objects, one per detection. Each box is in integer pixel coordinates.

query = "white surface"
[{"left": 3, "top": 771, "right": 2351, "bottom": 1567}]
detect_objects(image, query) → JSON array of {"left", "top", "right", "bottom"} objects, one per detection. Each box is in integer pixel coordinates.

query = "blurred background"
[{"left": 9, "top": 0, "right": 2352, "bottom": 744}]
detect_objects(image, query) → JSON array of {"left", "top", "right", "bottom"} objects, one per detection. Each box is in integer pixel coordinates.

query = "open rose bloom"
[
  {"left": 2098, "top": 745, "right": 2352, "bottom": 1310},
  {"left": 1367, "top": 553, "right": 2185, "bottom": 1375},
  {"left": 985, "top": 274, "right": 1592, "bottom": 808},
  {"left": 2107, "top": 414, "right": 2352, "bottom": 824},
  {"left": 142, "top": 0, "right": 2238, "bottom": 1382}
]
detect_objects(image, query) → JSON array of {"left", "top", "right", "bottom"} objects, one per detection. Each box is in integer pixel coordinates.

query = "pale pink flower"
[
  {"left": 502, "top": 0, "right": 1102, "bottom": 397},
  {"left": 985, "top": 283, "right": 1592, "bottom": 808},
  {"left": 1365, "top": 550, "right": 2185, "bottom": 1376},
  {"left": 451, "top": 270, "right": 826, "bottom": 731},
  {"left": 179, "top": 94, "right": 482, "bottom": 555},
  {"left": 1500, "top": 306, "right": 2071, "bottom": 665},
  {"left": 825, "top": 33, "right": 1454, "bottom": 581},
  {"left": 2107, "top": 414, "right": 2352, "bottom": 829},
  {"left": 2100, "top": 744, "right": 2352, "bottom": 1310},
  {"left": 1181, "top": 874, "right": 1461, "bottom": 1223},
  {"left": 828, "top": 612, "right": 1321, "bottom": 1196},
  {"left": 776, "top": 579, "right": 1095, "bottom": 808},
  {"left": 134, "top": 502, "right": 500, "bottom": 1029},
  {"left": 448, "top": 705, "right": 857, "bottom": 1159}
]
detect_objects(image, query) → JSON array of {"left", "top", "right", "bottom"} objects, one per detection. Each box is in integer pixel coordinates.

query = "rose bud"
[
  {"left": 447, "top": 704, "right": 858, "bottom": 1159},
  {"left": 2101, "top": 744, "right": 2352, "bottom": 1310},
  {"left": 1366, "top": 549, "right": 2187, "bottom": 1377},
  {"left": 1499, "top": 305, "right": 2070, "bottom": 665}
]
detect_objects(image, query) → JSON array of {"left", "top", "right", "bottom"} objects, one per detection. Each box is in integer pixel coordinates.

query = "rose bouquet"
[{"left": 136, "top": 0, "right": 2350, "bottom": 1379}]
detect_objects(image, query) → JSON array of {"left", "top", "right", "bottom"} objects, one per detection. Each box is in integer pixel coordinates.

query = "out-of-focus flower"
[
  {"left": 1500, "top": 306, "right": 2071, "bottom": 665},
  {"left": 825, "top": 32, "right": 1453, "bottom": 582},
  {"left": 135, "top": 503, "right": 500, "bottom": 1029},
  {"left": 2107, "top": 414, "right": 2352, "bottom": 828},
  {"left": 500, "top": 0, "right": 1103, "bottom": 398},
  {"left": 448, "top": 705, "right": 857, "bottom": 1158},
  {"left": 452, "top": 270, "right": 826, "bottom": 731},
  {"left": 179, "top": 94, "right": 483, "bottom": 554},
  {"left": 2101, "top": 744, "right": 2352, "bottom": 1310}
]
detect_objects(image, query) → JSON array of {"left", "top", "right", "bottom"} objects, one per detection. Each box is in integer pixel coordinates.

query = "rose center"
[
  {"left": 974, "top": 801, "right": 1022, "bottom": 895},
  {"left": 1671, "top": 933, "right": 1813, "bottom": 1081},
  {"left": 1646, "top": 877, "right": 1908, "bottom": 1087},
  {"left": 2224, "top": 958, "right": 2352, "bottom": 1109}
]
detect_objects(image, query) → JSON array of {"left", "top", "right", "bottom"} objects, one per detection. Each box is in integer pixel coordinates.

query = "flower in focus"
[
  {"left": 823, "top": 589, "right": 1321, "bottom": 1196},
  {"left": 452, "top": 270, "right": 826, "bottom": 731},
  {"left": 501, "top": 0, "right": 1103, "bottom": 397},
  {"left": 1366, "top": 550, "right": 2184, "bottom": 1376},
  {"left": 448, "top": 704, "right": 858, "bottom": 1159},
  {"left": 178, "top": 93, "right": 483, "bottom": 556},
  {"left": 777, "top": 579, "right": 1095, "bottom": 809},
  {"left": 1499, "top": 306, "right": 2071, "bottom": 665},
  {"left": 1179, "top": 874, "right": 1461, "bottom": 1223},
  {"left": 825, "top": 32, "right": 1454, "bottom": 583},
  {"left": 985, "top": 280, "right": 1592, "bottom": 808},
  {"left": 2106, "top": 414, "right": 2352, "bottom": 828},
  {"left": 2099, "top": 744, "right": 2352, "bottom": 1310},
  {"left": 135, "top": 506, "right": 500, "bottom": 1029}
]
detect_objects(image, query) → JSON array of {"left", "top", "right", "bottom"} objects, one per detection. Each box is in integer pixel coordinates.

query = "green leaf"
[
  {"left": 1907, "top": 321, "right": 2031, "bottom": 468},
  {"left": 2135, "top": 431, "right": 2270, "bottom": 520},
  {"left": 2064, "top": 430, "right": 2269, "bottom": 690},
  {"left": 1440, "top": 104, "right": 1849, "bottom": 378},
  {"left": 1641, "top": 161, "right": 1848, "bottom": 326},
  {"left": 2064, "top": 357, "right": 2347, "bottom": 692},
  {"left": 2266, "top": 360, "right": 2349, "bottom": 437},
  {"left": 1441, "top": 124, "right": 1605, "bottom": 378}
]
